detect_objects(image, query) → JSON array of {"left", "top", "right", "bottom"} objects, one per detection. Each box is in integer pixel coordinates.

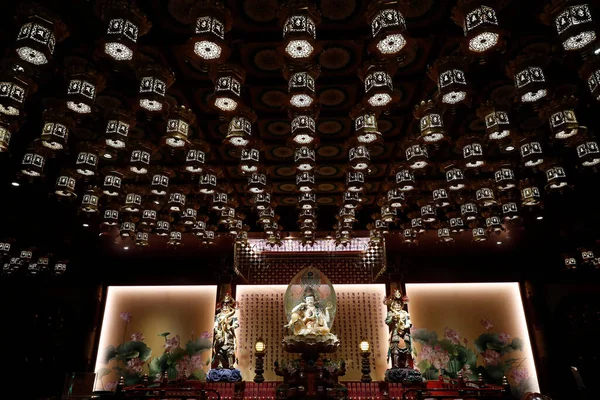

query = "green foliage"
[
  {"left": 185, "top": 337, "right": 212, "bottom": 356},
  {"left": 115, "top": 341, "right": 152, "bottom": 362},
  {"left": 412, "top": 328, "right": 438, "bottom": 344},
  {"left": 148, "top": 336, "right": 212, "bottom": 381},
  {"left": 158, "top": 332, "right": 171, "bottom": 337}
]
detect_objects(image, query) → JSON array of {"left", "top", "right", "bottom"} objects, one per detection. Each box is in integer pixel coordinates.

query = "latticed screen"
[{"left": 234, "top": 238, "right": 386, "bottom": 284}]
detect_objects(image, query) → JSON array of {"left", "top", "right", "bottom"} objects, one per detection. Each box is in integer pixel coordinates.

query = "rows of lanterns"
[
  {"left": 563, "top": 247, "right": 599, "bottom": 270},
  {"left": 0, "top": 240, "right": 67, "bottom": 277},
  {"left": 0, "top": 1, "right": 599, "bottom": 249}
]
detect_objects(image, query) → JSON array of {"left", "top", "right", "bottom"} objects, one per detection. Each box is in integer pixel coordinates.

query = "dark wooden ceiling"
[{"left": 0, "top": 0, "right": 599, "bottom": 257}]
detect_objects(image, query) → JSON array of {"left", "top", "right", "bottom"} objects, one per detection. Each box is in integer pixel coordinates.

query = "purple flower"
[
  {"left": 130, "top": 332, "right": 145, "bottom": 342},
  {"left": 444, "top": 327, "right": 461, "bottom": 344},
  {"left": 482, "top": 349, "right": 500, "bottom": 366},
  {"left": 105, "top": 381, "right": 118, "bottom": 391},
  {"left": 510, "top": 367, "right": 529, "bottom": 385},
  {"left": 119, "top": 312, "right": 132, "bottom": 323},
  {"left": 480, "top": 318, "right": 493, "bottom": 331},
  {"left": 164, "top": 334, "right": 181, "bottom": 352},
  {"left": 200, "top": 331, "right": 212, "bottom": 339},
  {"left": 498, "top": 332, "right": 511, "bottom": 344}
]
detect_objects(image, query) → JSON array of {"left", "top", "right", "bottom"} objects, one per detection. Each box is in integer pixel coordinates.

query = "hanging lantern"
[
  {"left": 208, "top": 65, "right": 244, "bottom": 114},
  {"left": 428, "top": 56, "right": 470, "bottom": 106},
  {"left": 374, "top": 219, "right": 389, "bottom": 235},
  {"left": 123, "top": 192, "right": 142, "bottom": 213},
  {"left": 576, "top": 140, "right": 600, "bottom": 166},
  {"left": 449, "top": 217, "right": 465, "bottom": 233},
  {"left": 239, "top": 147, "right": 260, "bottom": 175},
  {"left": 351, "top": 107, "right": 383, "bottom": 145},
  {"left": 136, "top": 64, "right": 174, "bottom": 113},
  {"left": 15, "top": 11, "right": 67, "bottom": 66},
  {"left": 580, "top": 248, "right": 596, "bottom": 265},
  {"left": 298, "top": 208, "right": 316, "bottom": 222},
  {"left": 55, "top": 173, "right": 76, "bottom": 197},
  {"left": 433, "top": 188, "right": 450, "bottom": 208},
  {"left": 162, "top": 105, "right": 195, "bottom": 148},
  {"left": 105, "top": 110, "right": 133, "bottom": 150},
  {"left": 187, "top": 2, "right": 232, "bottom": 63},
  {"left": 472, "top": 227, "right": 488, "bottom": 242},
  {"left": 502, "top": 202, "right": 520, "bottom": 221},
  {"left": 185, "top": 142, "right": 208, "bottom": 174},
  {"left": 193, "top": 219, "right": 207, "bottom": 237},
  {"left": 461, "top": 202, "right": 479, "bottom": 221},
  {"left": 349, "top": 145, "right": 371, "bottom": 171},
  {"left": 477, "top": 101, "right": 513, "bottom": 142},
  {"left": 102, "top": 208, "right": 119, "bottom": 226},
  {"left": 252, "top": 192, "right": 272, "bottom": 211},
  {"left": 462, "top": 140, "right": 485, "bottom": 169},
  {"left": 521, "top": 184, "right": 542, "bottom": 206},
  {"left": 167, "top": 230, "right": 183, "bottom": 246},
  {"left": 381, "top": 204, "right": 397, "bottom": 223},
  {"left": 135, "top": 231, "right": 149, "bottom": 247},
  {"left": 219, "top": 206, "right": 237, "bottom": 226},
  {"left": 0, "top": 76, "right": 31, "bottom": 118},
  {"left": 396, "top": 169, "right": 415, "bottom": 192},
  {"left": 119, "top": 221, "right": 135, "bottom": 238},
  {"left": 99, "top": 1, "right": 150, "bottom": 62},
  {"left": 387, "top": 188, "right": 405, "bottom": 209},
  {"left": 485, "top": 215, "right": 504, "bottom": 234},
  {"left": 580, "top": 58, "right": 600, "bottom": 101},
  {"left": 286, "top": 67, "right": 318, "bottom": 110},
  {"left": 294, "top": 146, "right": 315, "bottom": 172},
  {"left": 291, "top": 114, "right": 317, "bottom": 146},
  {"left": 437, "top": 227, "right": 454, "bottom": 244},
  {"left": 278, "top": 1, "right": 321, "bottom": 60},
  {"left": 338, "top": 208, "right": 357, "bottom": 224},
  {"left": 228, "top": 218, "right": 244, "bottom": 236},
  {"left": 411, "top": 218, "right": 426, "bottom": 234},
  {"left": 342, "top": 192, "right": 362, "bottom": 209},
  {"left": 21, "top": 149, "right": 45, "bottom": 177},
  {"left": 542, "top": 2, "right": 596, "bottom": 52},
  {"left": 451, "top": 1, "right": 506, "bottom": 54},
  {"left": 168, "top": 192, "right": 186, "bottom": 212},
  {"left": 80, "top": 188, "right": 99, "bottom": 213},
  {"left": 203, "top": 229, "right": 216, "bottom": 245},
  {"left": 520, "top": 138, "right": 544, "bottom": 167},
  {"left": 414, "top": 100, "right": 446, "bottom": 143},
  {"left": 406, "top": 144, "right": 429, "bottom": 170},
  {"left": 476, "top": 186, "right": 497, "bottom": 207},
  {"left": 420, "top": 204, "right": 436, "bottom": 223},
  {"left": 446, "top": 167, "right": 465, "bottom": 191},
  {"left": 75, "top": 149, "right": 99, "bottom": 177},
  {"left": 507, "top": 54, "right": 549, "bottom": 103},
  {"left": 541, "top": 96, "right": 584, "bottom": 140},
  {"left": 150, "top": 172, "right": 170, "bottom": 196},
  {"left": 297, "top": 172, "right": 315, "bottom": 193},
  {"left": 225, "top": 111, "right": 255, "bottom": 149},
  {"left": 564, "top": 255, "right": 577, "bottom": 269},
  {"left": 298, "top": 193, "right": 317, "bottom": 210},
  {"left": 495, "top": 167, "right": 516, "bottom": 190},
  {"left": 360, "top": 63, "right": 397, "bottom": 110},
  {"left": 181, "top": 207, "right": 197, "bottom": 225},
  {"left": 141, "top": 209, "right": 157, "bottom": 227},
  {"left": 155, "top": 220, "right": 170, "bottom": 236},
  {"left": 366, "top": 1, "right": 409, "bottom": 57},
  {"left": 248, "top": 172, "right": 267, "bottom": 194},
  {"left": 263, "top": 221, "right": 279, "bottom": 236},
  {"left": 258, "top": 208, "right": 276, "bottom": 224},
  {"left": 0, "top": 241, "right": 11, "bottom": 257},
  {"left": 346, "top": 171, "right": 365, "bottom": 192},
  {"left": 53, "top": 261, "right": 67, "bottom": 275},
  {"left": 545, "top": 165, "right": 568, "bottom": 190},
  {"left": 210, "top": 192, "right": 227, "bottom": 211},
  {"left": 0, "top": 120, "right": 13, "bottom": 152},
  {"left": 403, "top": 228, "right": 417, "bottom": 244},
  {"left": 129, "top": 145, "right": 151, "bottom": 175},
  {"left": 40, "top": 109, "right": 70, "bottom": 150},
  {"left": 65, "top": 60, "right": 103, "bottom": 115}
]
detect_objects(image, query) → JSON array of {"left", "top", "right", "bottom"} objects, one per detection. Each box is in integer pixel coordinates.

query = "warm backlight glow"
[
  {"left": 360, "top": 339, "right": 370, "bottom": 353},
  {"left": 93, "top": 285, "right": 217, "bottom": 390},
  {"left": 405, "top": 283, "right": 539, "bottom": 393}
]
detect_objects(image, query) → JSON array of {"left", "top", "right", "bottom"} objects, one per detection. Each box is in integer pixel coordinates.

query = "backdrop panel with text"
[
  {"left": 405, "top": 283, "right": 539, "bottom": 398},
  {"left": 236, "top": 284, "right": 389, "bottom": 382},
  {"left": 94, "top": 286, "right": 218, "bottom": 390}
]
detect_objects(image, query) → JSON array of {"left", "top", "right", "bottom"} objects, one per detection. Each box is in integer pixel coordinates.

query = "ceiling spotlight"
[
  {"left": 123, "top": 246, "right": 129, "bottom": 250},
  {"left": 11, "top": 181, "right": 19, "bottom": 187},
  {"left": 82, "top": 223, "right": 89, "bottom": 227},
  {"left": 536, "top": 216, "right": 543, "bottom": 220},
  {"left": 497, "top": 241, "right": 502, "bottom": 245}
]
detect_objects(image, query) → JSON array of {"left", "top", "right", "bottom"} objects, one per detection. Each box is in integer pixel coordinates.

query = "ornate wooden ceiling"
[{"left": 0, "top": 0, "right": 599, "bottom": 240}]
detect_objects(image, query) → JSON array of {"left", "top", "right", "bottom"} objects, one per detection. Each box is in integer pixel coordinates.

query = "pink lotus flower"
[
  {"left": 130, "top": 332, "right": 145, "bottom": 342},
  {"left": 498, "top": 332, "right": 511, "bottom": 344},
  {"left": 119, "top": 312, "right": 131, "bottom": 323},
  {"left": 482, "top": 348, "right": 501, "bottom": 366},
  {"left": 105, "top": 381, "right": 118, "bottom": 391},
  {"left": 200, "top": 331, "right": 212, "bottom": 339},
  {"left": 126, "top": 357, "right": 144, "bottom": 374},
  {"left": 480, "top": 318, "right": 493, "bottom": 331},
  {"left": 510, "top": 367, "right": 529, "bottom": 385},
  {"left": 164, "top": 334, "right": 181, "bottom": 352},
  {"left": 444, "top": 327, "right": 461, "bottom": 345}
]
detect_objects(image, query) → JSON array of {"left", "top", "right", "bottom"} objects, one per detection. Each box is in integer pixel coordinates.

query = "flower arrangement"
[
  {"left": 97, "top": 312, "right": 152, "bottom": 388},
  {"left": 148, "top": 330, "right": 213, "bottom": 382},
  {"left": 412, "top": 318, "right": 534, "bottom": 398}
]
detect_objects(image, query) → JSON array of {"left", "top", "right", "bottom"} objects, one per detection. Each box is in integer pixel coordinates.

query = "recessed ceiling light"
[
  {"left": 536, "top": 216, "right": 543, "bottom": 220},
  {"left": 82, "top": 223, "right": 89, "bottom": 227},
  {"left": 123, "top": 246, "right": 129, "bottom": 250},
  {"left": 11, "top": 181, "right": 19, "bottom": 187},
  {"left": 497, "top": 241, "right": 502, "bottom": 245},
  {"left": 103, "top": 153, "right": 113, "bottom": 159}
]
